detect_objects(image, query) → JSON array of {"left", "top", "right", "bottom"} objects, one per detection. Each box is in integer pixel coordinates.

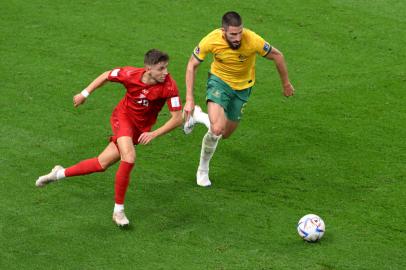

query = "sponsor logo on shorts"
[{"left": 241, "top": 102, "right": 247, "bottom": 114}]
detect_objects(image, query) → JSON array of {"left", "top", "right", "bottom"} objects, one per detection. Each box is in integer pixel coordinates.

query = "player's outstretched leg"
[
  {"left": 183, "top": 105, "right": 210, "bottom": 134},
  {"left": 196, "top": 130, "right": 221, "bottom": 187},
  {"left": 35, "top": 165, "right": 65, "bottom": 187},
  {"left": 35, "top": 157, "right": 106, "bottom": 188}
]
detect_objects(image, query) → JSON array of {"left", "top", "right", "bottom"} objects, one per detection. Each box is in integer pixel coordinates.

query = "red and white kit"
[{"left": 107, "top": 66, "right": 182, "bottom": 144}]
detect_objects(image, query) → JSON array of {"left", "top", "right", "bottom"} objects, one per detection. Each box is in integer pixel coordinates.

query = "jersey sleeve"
[
  {"left": 107, "top": 67, "right": 131, "bottom": 83},
  {"left": 165, "top": 76, "right": 182, "bottom": 111},
  {"left": 192, "top": 34, "right": 212, "bottom": 62},
  {"left": 250, "top": 31, "right": 272, "bottom": 57}
]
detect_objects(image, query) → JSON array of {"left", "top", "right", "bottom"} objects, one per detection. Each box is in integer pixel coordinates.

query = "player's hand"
[
  {"left": 138, "top": 131, "right": 157, "bottom": 145},
  {"left": 183, "top": 99, "right": 195, "bottom": 122},
  {"left": 283, "top": 82, "right": 295, "bottom": 97},
  {"left": 73, "top": 93, "right": 86, "bottom": 107}
]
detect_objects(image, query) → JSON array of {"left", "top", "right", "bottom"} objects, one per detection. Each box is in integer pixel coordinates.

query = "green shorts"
[{"left": 206, "top": 73, "right": 252, "bottom": 121}]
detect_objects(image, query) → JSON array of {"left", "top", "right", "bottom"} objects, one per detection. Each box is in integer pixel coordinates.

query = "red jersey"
[{"left": 107, "top": 66, "right": 182, "bottom": 131}]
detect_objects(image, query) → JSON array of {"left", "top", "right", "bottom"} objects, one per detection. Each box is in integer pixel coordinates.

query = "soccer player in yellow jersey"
[{"left": 183, "top": 11, "right": 294, "bottom": 187}]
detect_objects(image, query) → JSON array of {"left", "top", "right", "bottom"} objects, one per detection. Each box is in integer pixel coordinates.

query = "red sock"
[
  {"left": 114, "top": 161, "right": 135, "bottom": 204},
  {"left": 65, "top": 158, "right": 105, "bottom": 177}
]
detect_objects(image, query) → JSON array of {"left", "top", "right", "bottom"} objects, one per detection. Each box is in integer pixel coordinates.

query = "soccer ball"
[{"left": 297, "top": 214, "right": 325, "bottom": 242}]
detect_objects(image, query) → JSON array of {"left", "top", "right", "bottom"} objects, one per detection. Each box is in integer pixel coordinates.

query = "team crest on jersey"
[
  {"left": 142, "top": 89, "right": 149, "bottom": 95},
  {"left": 263, "top": 42, "right": 270, "bottom": 52},
  {"left": 238, "top": 54, "right": 248, "bottom": 62}
]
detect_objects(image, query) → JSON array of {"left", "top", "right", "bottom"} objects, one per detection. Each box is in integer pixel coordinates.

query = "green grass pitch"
[{"left": 1, "top": 0, "right": 405, "bottom": 269}]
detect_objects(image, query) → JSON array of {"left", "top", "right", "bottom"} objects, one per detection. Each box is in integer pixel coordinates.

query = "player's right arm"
[
  {"left": 184, "top": 55, "right": 201, "bottom": 120},
  {"left": 73, "top": 71, "right": 110, "bottom": 107},
  {"left": 184, "top": 32, "right": 212, "bottom": 120}
]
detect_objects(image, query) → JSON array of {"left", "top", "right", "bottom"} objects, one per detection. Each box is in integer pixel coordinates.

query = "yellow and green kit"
[{"left": 193, "top": 28, "right": 272, "bottom": 120}]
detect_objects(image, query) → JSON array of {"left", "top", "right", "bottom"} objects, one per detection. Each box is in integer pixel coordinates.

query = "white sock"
[
  {"left": 114, "top": 203, "right": 124, "bottom": 213},
  {"left": 198, "top": 131, "right": 221, "bottom": 171},
  {"left": 56, "top": 169, "right": 66, "bottom": 180},
  {"left": 195, "top": 111, "right": 210, "bottom": 129}
]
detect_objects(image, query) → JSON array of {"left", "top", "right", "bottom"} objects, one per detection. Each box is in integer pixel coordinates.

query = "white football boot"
[
  {"left": 183, "top": 114, "right": 196, "bottom": 135},
  {"left": 112, "top": 210, "right": 130, "bottom": 227},
  {"left": 196, "top": 169, "right": 211, "bottom": 187},
  {"left": 35, "top": 165, "right": 64, "bottom": 187},
  {"left": 183, "top": 105, "right": 204, "bottom": 134}
]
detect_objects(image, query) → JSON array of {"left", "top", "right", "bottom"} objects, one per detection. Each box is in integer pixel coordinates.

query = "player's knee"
[
  {"left": 120, "top": 151, "right": 135, "bottom": 163},
  {"left": 210, "top": 125, "right": 224, "bottom": 136},
  {"left": 120, "top": 155, "right": 135, "bottom": 164}
]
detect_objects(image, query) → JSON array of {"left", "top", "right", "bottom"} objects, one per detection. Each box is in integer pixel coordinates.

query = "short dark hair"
[
  {"left": 222, "top": 11, "right": 242, "bottom": 29},
  {"left": 144, "top": 49, "right": 169, "bottom": 66}
]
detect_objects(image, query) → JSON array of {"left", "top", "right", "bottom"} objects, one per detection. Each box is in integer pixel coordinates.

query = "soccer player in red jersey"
[{"left": 36, "top": 49, "right": 183, "bottom": 227}]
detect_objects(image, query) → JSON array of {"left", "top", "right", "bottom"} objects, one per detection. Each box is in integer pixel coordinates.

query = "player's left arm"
[
  {"left": 138, "top": 110, "right": 183, "bottom": 145},
  {"left": 265, "top": 47, "right": 295, "bottom": 97}
]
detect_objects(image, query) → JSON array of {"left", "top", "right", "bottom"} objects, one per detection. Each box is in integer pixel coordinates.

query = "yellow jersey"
[{"left": 193, "top": 28, "right": 272, "bottom": 90}]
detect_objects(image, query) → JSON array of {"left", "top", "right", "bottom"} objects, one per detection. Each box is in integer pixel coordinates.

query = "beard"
[{"left": 226, "top": 38, "right": 241, "bottom": 50}]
